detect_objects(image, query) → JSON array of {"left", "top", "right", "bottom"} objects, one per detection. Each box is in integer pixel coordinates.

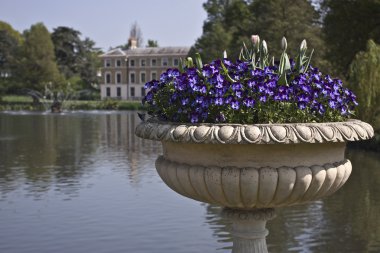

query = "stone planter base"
[
  {"left": 156, "top": 156, "right": 352, "bottom": 209},
  {"left": 222, "top": 208, "right": 276, "bottom": 253},
  {"left": 136, "top": 119, "right": 374, "bottom": 253}
]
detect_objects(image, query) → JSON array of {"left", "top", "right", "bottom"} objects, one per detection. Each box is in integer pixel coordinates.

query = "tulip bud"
[
  {"left": 262, "top": 40, "right": 268, "bottom": 54},
  {"left": 300, "top": 39, "right": 307, "bottom": 51},
  {"left": 223, "top": 50, "right": 227, "bottom": 59},
  {"left": 251, "top": 35, "right": 260, "bottom": 46},
  {"left": 281, "top": 37, "right": 287, "bottom": 51}
]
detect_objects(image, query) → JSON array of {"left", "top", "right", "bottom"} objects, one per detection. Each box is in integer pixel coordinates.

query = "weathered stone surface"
[
  {"left": 136, "top": 119, "right": 374, "bottom": 144},
  {"left": 156, "top": 156, "right": 352, "bottom": 209}
]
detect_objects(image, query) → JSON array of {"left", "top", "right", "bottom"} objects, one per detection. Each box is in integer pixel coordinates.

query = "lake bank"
[{"left": 0, "top": 96, "right": 144, "bottom": 111}]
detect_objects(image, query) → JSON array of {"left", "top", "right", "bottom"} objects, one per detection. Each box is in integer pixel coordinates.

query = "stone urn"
[{"left": 135, "top": 119, "right": 374, "bottom": 253}]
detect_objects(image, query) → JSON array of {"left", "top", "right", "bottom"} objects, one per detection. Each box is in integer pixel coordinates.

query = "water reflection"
[
  {"left": 200, "top": 150, "right": 380, "bottom": 252},
  {"left": 0, "top": 111, "right": 379, "bottom": 253},
  {"left": 0, "top": 111, "right": 161, "bottom": 201}
]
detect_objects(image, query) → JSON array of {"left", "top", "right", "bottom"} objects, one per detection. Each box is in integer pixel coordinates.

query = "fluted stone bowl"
[{"left": 135, "top": 119, "right": 374, "bottom": 209}]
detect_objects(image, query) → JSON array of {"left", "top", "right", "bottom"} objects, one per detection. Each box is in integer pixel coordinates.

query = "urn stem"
[{"left": 223, "top": 208, "right": 276, "bottom": 253}]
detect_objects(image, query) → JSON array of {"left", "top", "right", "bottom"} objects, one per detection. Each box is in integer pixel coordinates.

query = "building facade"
[{"left": 99, "top": 46, "right": 190, "bottom": 100}]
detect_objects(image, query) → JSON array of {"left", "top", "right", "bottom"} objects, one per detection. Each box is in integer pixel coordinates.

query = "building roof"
[{"left": 101, "top": 46, "right": 190, "bottom": 58}]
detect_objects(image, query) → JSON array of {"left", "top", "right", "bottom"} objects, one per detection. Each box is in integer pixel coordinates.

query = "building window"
[
  {"left": 173, "top": 58, "right": 179, "bottom": 66},
  {"left": 106, "top": 73, "right": 111, "bottom": 84},
  {"left": 162, "top": 58, "right": 168, "bottom": 66},
  {"left": 141, "top": 87, "right": 146, "bottom": 97},
  {"left": 117, "top": 87, "right": 121, "bottom": 97},
  {"left": 130, "top": 73, "right": 135, "bottom": 83},
  {"left": 116, "top": 60, "right": 121, "bottom": 67},
  {"left": 130, "top": 59, "right": 135, "bottom": 67},
  {"left": 116, "top": 73, "right": 121, "bottom": 84},
  {"left": 141, "top": 73, "right": 146, "bottom": 83},
  {"left": 106, "top": 87, "right": 111, "bottom": 97},
  {"left": 130, "top": 87, "right": 135, "bottom": 97},
  {"left": 141, "top": 59, "right": 146, "bottom": 66},
  {"left": 151, "top": 72, "right": 157, "bottom": 80},
  {"left": 105, "top": 59, "right": 111, "bottom": 67},
  {"left": 151, "top": 59, "right": 156, "bottom": 66}
]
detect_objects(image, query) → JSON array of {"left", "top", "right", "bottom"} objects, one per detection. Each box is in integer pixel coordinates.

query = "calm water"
[{"left": 0, "top": 111, "right": 379, "bottom": 253}]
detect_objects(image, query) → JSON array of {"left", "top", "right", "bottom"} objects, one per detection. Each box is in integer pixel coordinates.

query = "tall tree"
[
  {"left": 51, "top": 27, "right": 101, "bottom": 90},
  {"left": 189, "top": 0, "right": 234, "bottom": 62},
  {"left": 0, "top": 21, "right": 22, "bottom": 96},
  {"left": 191, "top": 0, "right": 326, "bottom": 69},
  {"left": 323, "top": 0, "right": 380, "bottom": 77},
  {"left": 77, "top": 37, "right": 102, "bottom": 89},
  {"left": 51, "top": 26, "right": 83, "bottom": 78},
  {"left": 348, "top": 40, "right": 380, "bottom": 132},
  {"left": 16, "top": 23, "right": 62, "bottom": 95},
  {"left": 251, "top": 0, "right": 326, "bottom": 68}
]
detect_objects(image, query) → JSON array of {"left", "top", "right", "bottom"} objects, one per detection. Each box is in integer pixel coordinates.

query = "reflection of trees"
[
  {"left": 0, "top": 113, "right": 100, "bottom": 199},
  {"left": 200, "top": 151, "right": 380, "bottom": 252},
  {"left": 0, "top": 112, "right": 162, "bottom": 200}
]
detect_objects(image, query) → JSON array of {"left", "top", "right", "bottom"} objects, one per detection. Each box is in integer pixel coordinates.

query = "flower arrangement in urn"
[
  {"left": 136, "top": 36, "right": 373, "bottom": 253},
  {"left": 142, "top": 35, "right": 358, "bottom": 124}
]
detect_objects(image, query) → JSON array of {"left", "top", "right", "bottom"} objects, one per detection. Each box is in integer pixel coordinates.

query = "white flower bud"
[
  {"left": 281, "top": 37, "right": 287, "bottom": 51},
  {"left": 251, "top": 35, "right": 260, "bottom": 46},
  {"left": 300, "top": 39, "right": 307, "bottom": 51},
  {"left": 223, "top": 50, "right": 227, "bottom": 59},
  {"left": 262, "top": 40, "right": 268, "bottom": 54}
]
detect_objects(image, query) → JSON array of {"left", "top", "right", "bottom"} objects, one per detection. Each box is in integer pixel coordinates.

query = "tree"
[
  {"left": 191, "top": 0, "right": 326, "bottom": 69},
  {"left": 15, "top": 23, "right": 62, "bottom": 98},
  {"left": 146, "top": 39, "right": 158, "bottom": 47},
  {"left": 0, "top": 21, "right": 22, "bottom": 96},
  {"left": 322, "top": 0, "right": 380, "bottom": 77},
  {"left": 77, "top": 37, "right": 102, "bottom": 89},
  {"left": 51, "top": 26, "right": 83, "bottom": 78},
  {"left": 250, "top": 0, "right": 326, "bottom": 68},
  {"left": 189, "top": 0, "right": 234, "bottom": 62},
  {"left": 51, "top": 27, "right": 101, "bottom": 91},
  {"left": 348, "top": 40, "right": 380, "bottom": 132}
]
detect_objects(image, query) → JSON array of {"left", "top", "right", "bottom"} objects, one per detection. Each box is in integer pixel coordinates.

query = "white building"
[{"left": 99, "top": 46, "right": 190, "bottom": 100}]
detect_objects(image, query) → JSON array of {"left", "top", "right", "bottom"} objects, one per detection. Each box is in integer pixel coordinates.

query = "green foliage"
[
  {"left": 146, "top": 39, "right": 159, "bottom": 47},
  {"left": 323, "top": 0, "right": 380, "bottom": 77},
  {"left": 191, "top": 0, "right": 326, "bottom": 69},
  {"left": 51, "top": 27, "right": 102, "bottom": 90},
  {"left": 15, "top": 23, "right": 63, "bottom": 93},
  {"left": 51, "top": 26, "right": 83, "bottom": 78},
  {"left": 348, "top": 40, "right": 380, "bottom": 132},
  {"left": 0, "top": 21, "right": 22, "bottom": 96}
]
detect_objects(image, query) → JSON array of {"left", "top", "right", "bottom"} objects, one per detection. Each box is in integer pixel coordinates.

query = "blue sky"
[{"left": 0, "top": 0, "right": 207, "bottom": 51}]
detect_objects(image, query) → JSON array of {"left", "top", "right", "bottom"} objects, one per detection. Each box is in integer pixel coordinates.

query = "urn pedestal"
[{"left": 136, "top": 119, "right": 373, "bottom": 253}]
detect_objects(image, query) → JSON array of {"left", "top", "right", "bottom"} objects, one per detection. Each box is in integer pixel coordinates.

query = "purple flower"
[
  {"left": 216, "top": 112, "right": 226, "bottom": 123},
  {"left": 328, "top": 100, "right": 337, "bottom": 109},
  {"left": 247, "top": 79, "right": 256, "bottom": 89},
  {"left": 190, "top": 112, "right": 199, "bottom": 123},
  {"left": 196, "top": 95, "right": 204, "bottom": 104},
  {"left": 181, "top": 97, "right": 189, "bottom": 106},
  {"left": 243, "top": 97, "right": 255, "bottom": 108},
  {"left": 200, "top": 85, "right": 207, "bottom": 94},
  {"left": 215, "top": 97, "right": 224, "bottom": 105},
  {"left": 232, "top": 82, "right": 242, "bottom": 91},
  {"left": 231, "top": 100, "right": 240, "bottom": 110},
  {"left": 259, "top": 95, "right": 267, "bottom": 103}
]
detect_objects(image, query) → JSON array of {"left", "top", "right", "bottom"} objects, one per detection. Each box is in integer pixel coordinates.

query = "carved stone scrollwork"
[{"left": 135, "top": 119, "right": 374, "bottom": 144}]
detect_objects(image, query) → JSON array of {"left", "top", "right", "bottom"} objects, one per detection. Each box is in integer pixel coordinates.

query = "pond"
[{"left": 0, "top": 111, "right": 379, "bottom": 253}]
